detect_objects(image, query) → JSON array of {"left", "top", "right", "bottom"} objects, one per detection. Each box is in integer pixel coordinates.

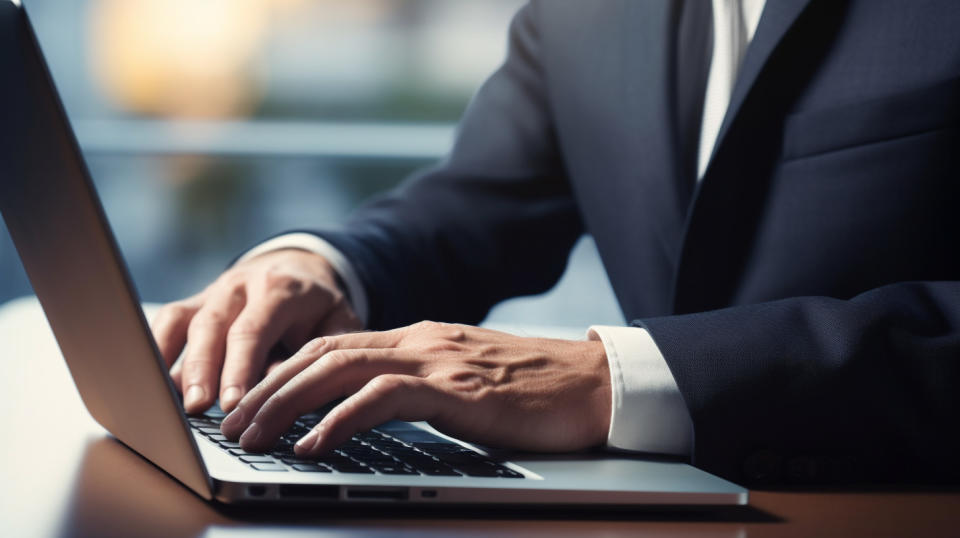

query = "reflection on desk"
[{"left": 1, "top": 297, "right": 959, "bottom": 538}]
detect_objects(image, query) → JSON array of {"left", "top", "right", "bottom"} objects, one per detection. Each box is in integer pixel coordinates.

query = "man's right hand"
[{"left": 150, "top": 249, "right": 362, "bottom": 414}]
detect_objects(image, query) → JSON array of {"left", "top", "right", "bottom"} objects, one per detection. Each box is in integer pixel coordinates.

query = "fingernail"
[
  {"left": 184, "top": 385, "right": 205, "bottom": 411},
  {"left": 295, "top": 430, "right": 320, "bottom": 453},
  {"left": 239, "top": 422, "right": 262, "bottom": 446},
  {"left": 221, "top": 405, "right": 245, "bottom": 432},
  {"left": 221, "top": 386, "right": 242, "bottom": 410}
]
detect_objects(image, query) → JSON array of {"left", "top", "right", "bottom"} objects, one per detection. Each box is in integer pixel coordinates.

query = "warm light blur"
[
  {"left": 4, "top": 0, "right": 623, "bottom": 330},
  {"left": 90, "top": 0, "right": 273, "bottom": 118}
]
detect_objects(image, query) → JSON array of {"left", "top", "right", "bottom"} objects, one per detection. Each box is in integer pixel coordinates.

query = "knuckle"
[
  {"left": 326, "top": 349, "right": 364, "bottom": 370},
  {"left": 191, "top": 310, "right": 230, "bottom": 330},
  {"left": 156, "top": 302, "right": 189, "bottom": 321},
  {"left": 301, "top": 337, "right": 328, "bottom": 355},
  {"left": 227, "top": 318, "right": 267, "bottom": 340},
  {"left": 182, "top": 359, "right": 216, "bottom": 379},
  {"left": 221, "top": 270, "right": 248, "bottom": 291},
  {"left": 369, "top": 374, "right": 411, "bottom": 395},
  {"left": 412, "top": 320, "right": 442, "bottom": 332},
  {"left": 260, "top": 392, "right": 287, "bottom": 417},
  {"left": 443, "top": 325, "right": 467, "bottom": 342},
  {"left": 263, "top": 270, "right": 304, "bottom": 294}
]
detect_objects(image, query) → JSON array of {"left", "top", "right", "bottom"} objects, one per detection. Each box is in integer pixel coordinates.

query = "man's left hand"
[{"left": 219, "top": 321, "right": 611, "bottom": 455}]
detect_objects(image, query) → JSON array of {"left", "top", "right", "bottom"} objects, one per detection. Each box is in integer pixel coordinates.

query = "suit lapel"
[
  {"left": 705, "top": 0, "right": 815, "bottom": 175},
  {"left": 672, "top": 0, "right": 841, "bottom": 314}
]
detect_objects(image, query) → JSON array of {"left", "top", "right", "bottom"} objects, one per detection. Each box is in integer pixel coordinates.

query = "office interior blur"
[{"left": 1, "top": 0, "right": 623, "bottom": 327}]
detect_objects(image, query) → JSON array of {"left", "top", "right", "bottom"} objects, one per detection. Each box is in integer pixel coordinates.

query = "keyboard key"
[
  {"left": 292, "top": 463, "right": 332, "bottom": 472},
  {"left": 188, "top": 418, "right": 215, "bottom": 426},
  {"left": 272, "top": 447, "right": 296, "bottom": 458},
  {"left": 432, "top": 452, "right": 487, "bottom": 465},
  {"left": 405, "top": 457, "right": 446, "bottom": 469},
  {"left": 229, "top": 448, "right": 262, "bottom": 456},
  {"left": 343, "top": 451, "right": 393, "bottom": 463},
  {"left": 460, "top": 464, "right": 523, "bottom": 478},
  {"left": 389, "top": 430, "right": 450, "bottom": 443},
  {"left": 281, "top": 457, "right": 316, "bottom": 465},
  {"left": 250, "top": 463, "right": 287, "bottom": 472},
  {"left": 412, "top": 442, "right": 469, "bottom": 454},
  {"left": 208, "top": 434, "right": 227, "bottom": 442},
  {"left": 240, "top": 455, "right": 276, "bottom": 464},
  {"left": 219, "top": 441, "right": 241, "bottom": 449},
  {"left": 416, "top": 466, "right": 461, "bottom": 476},
  {"left": 459, "top": 466, "right": 502, "bottom": 477},
  {"left": 316, "top": 451, "right": 353, "bottom": 460},
  {"left": 329, "top": 463, "right": 375, "bottom": 474},
  {"left": 371, "top": 464, "right": 418, "bottom": 475},
  {"left": 357, "top": 431, "right": 384, "bottom": 442},
  {"left": 390, "top": 447, "right": 432, "bottom": 457},
  {"left": 197, "top": 427, "right": 222, "bottom": 435}
]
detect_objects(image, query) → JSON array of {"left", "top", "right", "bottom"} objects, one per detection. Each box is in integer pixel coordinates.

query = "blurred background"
[{"left": 1, "top": 0, "right": 623, "bottom": 328}]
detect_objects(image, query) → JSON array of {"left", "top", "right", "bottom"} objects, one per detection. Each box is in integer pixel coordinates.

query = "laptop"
[{"left": 0, "top": 1, "right": 747, "bottom": 507}]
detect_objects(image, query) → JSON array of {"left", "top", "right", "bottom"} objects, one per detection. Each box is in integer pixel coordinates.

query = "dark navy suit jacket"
[{"left": 308, "top": 0, "right": 960, "bottom": 484}]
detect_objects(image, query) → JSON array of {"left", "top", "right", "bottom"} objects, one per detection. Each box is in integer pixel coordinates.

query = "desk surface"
[{"left": 1, "top": 297, "right": 958, "bottom": 538}]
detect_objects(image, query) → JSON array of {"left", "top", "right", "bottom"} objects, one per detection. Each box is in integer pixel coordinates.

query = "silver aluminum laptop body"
[{"left": 0, "top": 1, "right": 746, "bottom": 507}]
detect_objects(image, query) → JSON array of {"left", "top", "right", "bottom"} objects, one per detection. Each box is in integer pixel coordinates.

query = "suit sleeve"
[
  {"left": 640, "top": 281, "right": 960, "bottom": 485},
  {"left": 308, "top": 3, "right": 581, "bottom": 330}
]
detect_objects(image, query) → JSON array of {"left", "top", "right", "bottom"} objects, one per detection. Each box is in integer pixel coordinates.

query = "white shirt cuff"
[
  {"left": 588, "top": 325, "right": 693, "bottom": 456},
  {"left": 237, "top": 233, "right": 369, "bottom": 326}
]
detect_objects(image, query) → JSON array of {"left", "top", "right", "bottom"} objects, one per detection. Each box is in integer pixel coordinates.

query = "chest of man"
[{"left": 533, "top": 0, "right": 960, "bottom": 318}]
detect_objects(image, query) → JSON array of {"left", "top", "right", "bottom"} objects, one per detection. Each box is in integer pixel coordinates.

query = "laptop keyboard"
[{"left": 188, "top": 413, "right": 524, "bottom": 478}]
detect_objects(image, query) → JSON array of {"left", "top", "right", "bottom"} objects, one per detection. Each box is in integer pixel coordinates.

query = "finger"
[
  {"left": 220, "top": 329, "right": 408, "bottom": 437},
  {"left": 295, "top": 374, "right": 441, "bottom": 457},
  {"left": 180, "top": 288, "right": 246, "bottom": 414},
  {"left": 170, "top": 356, "right": 183, "bottom": 387},
  {"left": 219, "top": 291, "right": 305, "bottom": 412},
  {"left": 234, "top": 348, "right": 416, "bottom": 452},
  {"left": 219, "top": 337, "right": 334, "bottom": 438},
  {"left": 264, "top": 359, "right": 285, "bottom": 377},
  {"left": 151, "top": 295, "right": 203, "bottom": 371}
]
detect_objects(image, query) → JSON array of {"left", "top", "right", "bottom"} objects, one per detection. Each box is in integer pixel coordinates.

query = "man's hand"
[
  {"left": 151, "top": 249, "right": 362, "bottom": 414},
  {"left": 219, "top": 321, "right": 612, "bottom": 455}
]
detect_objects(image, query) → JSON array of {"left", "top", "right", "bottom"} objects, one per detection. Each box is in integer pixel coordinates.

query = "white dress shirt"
[{"left": 243, "top": 0, "right": 768, "bottom": 457}]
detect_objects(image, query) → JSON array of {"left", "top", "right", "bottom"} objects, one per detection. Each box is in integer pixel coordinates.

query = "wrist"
[{"left": 574, "top": 339, "right": 612, "bottom": 447}]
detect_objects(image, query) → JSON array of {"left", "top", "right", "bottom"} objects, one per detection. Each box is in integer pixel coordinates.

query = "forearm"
[{"left": 641, "top": 281, "right": 960, "bottom": 484}]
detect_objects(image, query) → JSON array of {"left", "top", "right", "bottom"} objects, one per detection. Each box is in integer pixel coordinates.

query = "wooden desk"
[{"left": 1, "top": 297, "right": 958, "bottom": 537}]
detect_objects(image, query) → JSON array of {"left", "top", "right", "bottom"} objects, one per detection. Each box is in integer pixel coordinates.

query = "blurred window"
[{"left": 1, "top": 0, "right": 623, "bottom": 327}]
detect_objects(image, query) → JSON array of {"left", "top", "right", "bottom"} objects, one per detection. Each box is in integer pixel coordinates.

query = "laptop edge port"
[
  {"left": 345, "top": 487, "right": 409, "bottom": 501},
  {"left": 278, "top": 484, "right": 340, "bottom": 500}
]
